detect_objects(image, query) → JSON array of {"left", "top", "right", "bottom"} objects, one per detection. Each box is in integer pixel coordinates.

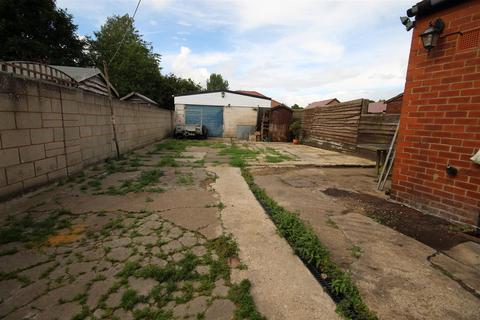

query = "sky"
[{"left": 57, "top": 0, "right": 415, "bottom": 107}]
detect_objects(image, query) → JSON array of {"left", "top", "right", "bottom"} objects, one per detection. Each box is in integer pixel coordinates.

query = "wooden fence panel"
[
  {"left": 358, "top": 114, "right": 400, "bottom": 145},
  {"left": 300, "top": 99, "right": 365, "bottom": 151}
]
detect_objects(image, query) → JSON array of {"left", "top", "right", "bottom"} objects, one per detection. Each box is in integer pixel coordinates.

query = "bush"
[{"left": 289, "top": 120, "right": 301, "bottom": 139}]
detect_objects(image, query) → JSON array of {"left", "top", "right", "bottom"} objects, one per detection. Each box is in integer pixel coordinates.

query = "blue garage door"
[{"left": 185, "top": 105, "right": 224, "bottom": 137}]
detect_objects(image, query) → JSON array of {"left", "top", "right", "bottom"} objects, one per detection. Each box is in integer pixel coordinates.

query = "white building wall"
[{"left": 174, "top": 91, "right": 270, "bottom": 108}]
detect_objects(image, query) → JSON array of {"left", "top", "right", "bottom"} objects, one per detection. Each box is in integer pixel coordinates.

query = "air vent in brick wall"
[{"left": 458, "top": 28, "right": 480, "bottom": 50}]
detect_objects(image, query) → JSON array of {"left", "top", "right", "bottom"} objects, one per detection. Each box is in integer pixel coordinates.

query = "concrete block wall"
[
  {"left": 223, "top": 106, "right": 258, "bottom": 138},
  {"left": 0, "top": 73, "right": 172, "bottom": 199}
]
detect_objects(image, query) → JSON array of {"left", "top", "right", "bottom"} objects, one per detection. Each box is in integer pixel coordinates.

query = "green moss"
[
  {"left": 176, "top": 173, "right": 193, "bottom": 186},
  {"left": 219, "top": 145, "right": 259, "bottom": 168},
  {"left": 156, "top": 156, "right": 178, "bottom": 167},
  {"left": 133, "top": 307, "right": 172, "bottom": 320},
  {"left": 350, "top": 245, "right": 362, "bottom": 259},
  {"left": 0, "top": 209, "right": 73, "bottom": 245}
]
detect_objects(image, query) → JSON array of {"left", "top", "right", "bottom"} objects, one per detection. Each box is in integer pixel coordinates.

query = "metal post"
[{"left": 377, "top": 122, "right": 400, "bottom": 190}]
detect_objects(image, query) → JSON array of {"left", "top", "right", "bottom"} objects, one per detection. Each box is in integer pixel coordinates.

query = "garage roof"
[
  {"left": 175, "top": 90, "right": 271, "bottom": 100},
  {"left": 174, "top": 90, "right": 272, "bottom": 108}
]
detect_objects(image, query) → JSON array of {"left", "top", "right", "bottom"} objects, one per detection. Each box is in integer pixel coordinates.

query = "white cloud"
[
  {"left": 177, "top": 20, "right": 192, "bottom": 27},
  {"left": 59, "top": 0, "right": 413, "bottom": 105},
  {"left": 158, "top": 0, "right": 412, "bottom": 105},
  {"left": 168, "top": 47, "right": 210, "bottom": 84}
]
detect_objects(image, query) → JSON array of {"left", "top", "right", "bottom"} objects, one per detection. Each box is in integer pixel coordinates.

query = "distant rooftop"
[
  {"left": 306, "top": 98, "right": 340, "bottom": 109},
  {"left": 120, "top": 92, "right": 158, "bottom": 105}
]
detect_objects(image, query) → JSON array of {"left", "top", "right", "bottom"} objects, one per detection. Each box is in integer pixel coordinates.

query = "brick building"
[
  {"left": 391, "top": 0, "right": 480, "bottom": 226},
  {"left": 385, "top": 93, "right": 403, "bottom": 114}
]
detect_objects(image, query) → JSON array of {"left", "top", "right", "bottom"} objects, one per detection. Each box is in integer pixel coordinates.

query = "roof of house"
[
  {"left": 271, "top": 104, "right": 293, "bottom": 113},
  {"left": 236, "top": 90, "right": 266, "bottom": 97},
  {"left": 51, "top": 65, "right": 119, "bottom": 97},
  {"left": 236, "top": 90, "right": 288, "bottom": 108},
  {"left": 367, "top": 101, "right": 387, "bottom": 113},
  {"left": 120, "top": 92, "right": 158, "bottom": 105},
  {"left": 385, "top": 93, "right": 403, "bottom": 103},
  {"left": 305, "top": 98, "right": 340, "bottom": 109}
]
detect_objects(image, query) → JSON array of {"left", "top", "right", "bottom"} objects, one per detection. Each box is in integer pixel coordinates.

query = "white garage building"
[{"left": 174, "top": 90, "right": 271, "bottom": 138}]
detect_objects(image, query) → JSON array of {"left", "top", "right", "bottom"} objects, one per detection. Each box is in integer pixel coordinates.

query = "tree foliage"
[
  {"left": 291, "top": 104, "right": 302, "bottom": 109},
  {"left": 87, "top": 15, "right": 162, "bottom": 102},
  {"left": 206, "top": 73, "right": 229, "bottom": 91},
  {"left": 0, "top": 0, "right": 86, "bottom": 65},
  {"left": 158, "top": 74, "right": 202, "bottom": 109}
]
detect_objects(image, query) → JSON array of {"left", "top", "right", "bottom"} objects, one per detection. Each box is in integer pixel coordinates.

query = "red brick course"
[{"left": 391, "top": 0, "right": 480, "bottom": 225}]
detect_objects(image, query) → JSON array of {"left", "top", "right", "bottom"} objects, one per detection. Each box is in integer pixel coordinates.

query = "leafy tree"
[
  {"left": 291, "top": 104, "right": 303, "bottom": 109},
  {"left": 87, "top": 15, "right": 162, "bottom": 102},
  {"left": 206, "top": 73, "right": 229, "bottom": 91},
  {"left": 158, "top": 74, "right": 202, "bottom": 109},
  {"left": 0, "top": 0, "right": 86, "bottom": 65}
]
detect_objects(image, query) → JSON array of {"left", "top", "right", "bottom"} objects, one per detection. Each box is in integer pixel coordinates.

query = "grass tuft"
[
  {"left": 106, "top": 169, "right": 163, "bottom": 195},
  {"left": 121, "top": 288, "right": 141, "bottom": 310},
  {"left": 229, "top": 280, "right": 266, "bottom": 320},
  {"left": 208, "top": 234, "right": 238, "bottom": 260}
]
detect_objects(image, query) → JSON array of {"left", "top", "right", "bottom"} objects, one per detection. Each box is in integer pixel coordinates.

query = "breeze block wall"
[
  {"left": 0, "top": 73, "right": 172, "bottom": 199},
  {"left": 391, "top": 0, "right": 480, "bottom": 226}
]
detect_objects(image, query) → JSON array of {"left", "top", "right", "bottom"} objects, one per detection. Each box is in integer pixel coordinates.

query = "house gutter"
[{"left": 407, "top": 0, "right": 467, "bottom": 17}]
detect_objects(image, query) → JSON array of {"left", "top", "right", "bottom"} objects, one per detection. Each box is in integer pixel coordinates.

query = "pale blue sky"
[{"left": 58, "top": 0, "right": 414, "bottom": 106}]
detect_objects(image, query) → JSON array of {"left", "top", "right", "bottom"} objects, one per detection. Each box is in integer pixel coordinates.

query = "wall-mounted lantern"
[
  {"left": 419, "top": 18, "right": 445, "bottom": 51},
  {"left": 221, "top": 91, "right": 225, "bottom": 98}
]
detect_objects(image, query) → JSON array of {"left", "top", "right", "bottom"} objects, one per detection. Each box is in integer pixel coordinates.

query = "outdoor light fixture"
[
  {"left": 400, "top": 16, "right": 415, "bottom": 31},
  {"left": 419, "top": 18, "right": 445, "bottom": 51},
  {"left": 221, "top": 91, "right": 225, "bottom": 98}
]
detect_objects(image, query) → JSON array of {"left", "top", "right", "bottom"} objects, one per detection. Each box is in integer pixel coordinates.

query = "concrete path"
[
  {"left": 210, "top": 166, "right": 340, "bottom": 320},
  {"left": 253, "top": 166, "right": 480, "bottom": 319}
]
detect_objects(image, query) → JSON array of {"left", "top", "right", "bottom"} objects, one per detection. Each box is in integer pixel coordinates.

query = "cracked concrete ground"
[
  {"left": 252, "top": 166, "right": 480, "bottom": 319},
  {"left": 3, "top": 138, "right": 477, "bottom": 320},
  {"left": 0, "top": 140, "right": 255, "bottom": 320}
]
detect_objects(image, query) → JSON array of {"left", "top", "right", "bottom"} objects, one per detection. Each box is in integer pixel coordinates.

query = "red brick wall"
[
  {"left": 391, "top": 0, "right": 480, "bottom": 225},
  {"left": 386, "top": 96, "right": 403, "bottom": 114}
]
